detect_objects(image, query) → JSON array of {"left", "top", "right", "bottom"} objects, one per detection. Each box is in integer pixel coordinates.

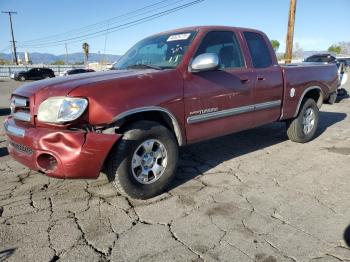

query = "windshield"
[{"left": 113, "top": 31, "right": 196, "bottom": 70}]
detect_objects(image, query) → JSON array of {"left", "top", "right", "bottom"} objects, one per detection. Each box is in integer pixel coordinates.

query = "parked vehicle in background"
[
  {"left": 337, "top": 60, "right": 348, "bottom": 87},
  {"left": 337, "top": 57, "right": 350, "bottom": 68},
  {"left": 304, "top": 54, "right": 340, "bottom": 68},
  {"left": 11, "top": 68, "right": 55, "bottom": 81},
  {"left": 59, "top": 68, "right": 95, "bottom": 76},
  {"left": 4, "top": 26, "right": 339, "bottom": 199}
]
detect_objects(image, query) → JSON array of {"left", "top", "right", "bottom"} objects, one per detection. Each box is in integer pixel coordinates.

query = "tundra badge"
[{"left": 190, "top": 108, "right": 218, "bottom": 116}]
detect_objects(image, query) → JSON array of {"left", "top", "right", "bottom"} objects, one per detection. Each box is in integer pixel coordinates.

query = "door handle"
[
  {"left": 257, "top": 76, "right": 266, "bottom": 81},
  {"left": 240, "top": 77, "right": 250, "bottom": 83}
]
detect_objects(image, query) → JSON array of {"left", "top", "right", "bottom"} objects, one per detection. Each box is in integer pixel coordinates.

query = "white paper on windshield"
[{"left": 167, "top": 33, "right": 191, "bottom": 42}]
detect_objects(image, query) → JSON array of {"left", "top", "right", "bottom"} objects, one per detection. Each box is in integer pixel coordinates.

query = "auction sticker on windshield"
[{"left": 167, "top": 33, "right": 191, "bottom": 42}]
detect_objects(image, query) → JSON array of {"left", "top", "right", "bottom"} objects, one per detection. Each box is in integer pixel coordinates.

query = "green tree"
[
  {"left": 82, "top": 42, "right": 90, "bottom": 64},
  {"left": 51, "top": 60, "right": 65, "bottom": 65},
  {"left": 328, "top": 45, "right": 342, "bottom": 54},
  {"left": 271, "top": 40, "right": 280, "bottom": 52}
]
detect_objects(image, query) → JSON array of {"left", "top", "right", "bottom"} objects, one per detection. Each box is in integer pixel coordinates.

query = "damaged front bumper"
[{"left": 4, "top": 117, "right": 120, "bottom": 179}]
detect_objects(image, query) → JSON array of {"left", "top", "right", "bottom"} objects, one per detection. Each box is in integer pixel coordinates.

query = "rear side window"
[
  {"left": 244, "top": 32, "right": 272, "bottom": 68},
  {"left": 195, "top": 31, "right": 244, "bottom": 69}
]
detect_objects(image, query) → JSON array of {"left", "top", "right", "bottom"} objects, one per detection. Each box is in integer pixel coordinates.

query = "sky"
[{"left": 0, "top": 0, "right": 349, "bottom": 56}]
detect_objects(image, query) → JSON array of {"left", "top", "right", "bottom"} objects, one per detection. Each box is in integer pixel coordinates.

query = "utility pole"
[
  {"left": 65, "top": 43, "right": 69, "bottom": 64},
  {"left": 2, "top": 11, "right": 18, "bottom": 65},
  {"left": 284, "top": 0, "right": 297, "bottom": 64},
  {"left": 102, "top": 19, "right": 110, "bottom": 65}
]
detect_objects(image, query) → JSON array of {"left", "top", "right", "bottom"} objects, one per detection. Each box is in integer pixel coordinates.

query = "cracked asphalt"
[{"left": 0, "top": 78, "right": 350, "bottom": 262}]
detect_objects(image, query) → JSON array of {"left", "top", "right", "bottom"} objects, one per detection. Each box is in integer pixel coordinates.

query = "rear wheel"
[
  {"left": 105, "top": 121, "right": 178, "bottom": 199},
  {"left": 286, "top": 98, "right": 319, "bottom": 143}
]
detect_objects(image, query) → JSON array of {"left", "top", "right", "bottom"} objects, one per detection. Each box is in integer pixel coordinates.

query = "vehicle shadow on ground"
[
  {"left": 0, "top": 108, "right": 11, "bottom": 116},
  {"left": 0, "top": 248, "right": 16, "bottom": 261},
  {"left": 344, "top": 225, "right": 350, "bottom": 247},
  {"left": 316, "top": 111, "right": 347, "bottom": 137},
  {"left": 0, "top": 147, "right": 9, "bottom": 157},
  {"left": 169, "top": 111, "right": 346, "bottom": 188}
]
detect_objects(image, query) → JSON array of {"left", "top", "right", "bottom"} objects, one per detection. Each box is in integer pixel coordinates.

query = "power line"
[
  {"left": 0, "top": 45, "right": 12, "bottom": 53},
  {"left": 18, "top": 0, "right": 191, "bottom": 48},
  {"left": 102, "top": 19, "right": 110, "bottom": 64},
  {"left": 17, "top": 0, "right": 204, "bottom": 49},
  {"left": 2, "top": 11, "right": 18, "bottom": 65},
  {"left": 18, "top": 0, "right": 182, "bottom": 45}
]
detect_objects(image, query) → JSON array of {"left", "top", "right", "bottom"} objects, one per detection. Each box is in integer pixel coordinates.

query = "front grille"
[
  {"left": 9, "top": 141, "right": 33, "bottom": 155},
  {"left": 11, "top": 96, "right": 31, "bottom": 122}
]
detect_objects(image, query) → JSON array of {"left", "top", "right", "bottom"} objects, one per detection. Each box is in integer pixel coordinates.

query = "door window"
[{"left": 195, "top": 31, "right": 244, "bottom": 69}]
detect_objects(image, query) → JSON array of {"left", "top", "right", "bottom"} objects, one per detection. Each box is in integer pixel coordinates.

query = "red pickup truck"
[{"left": 4, "top": 26, "right": 338, "bottom": 199}]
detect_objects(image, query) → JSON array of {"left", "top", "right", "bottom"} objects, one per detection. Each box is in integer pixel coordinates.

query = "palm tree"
[{"left": 82, "top": 42, "right": 89, "bottom": 66}]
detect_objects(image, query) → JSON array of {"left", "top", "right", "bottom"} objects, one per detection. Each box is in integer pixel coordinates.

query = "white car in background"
[{"left": 59, "top": 68, "right": 95, "bottom": 76}]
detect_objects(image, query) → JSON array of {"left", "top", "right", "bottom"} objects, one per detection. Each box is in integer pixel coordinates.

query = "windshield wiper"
[{"left": 125, "top": 64, "right": 164, "bottom": 70}]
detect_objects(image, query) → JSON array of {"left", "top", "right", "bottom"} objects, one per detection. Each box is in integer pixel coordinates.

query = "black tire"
[
  {"left": 286, "top": 98, "right": 319, "bottom": 143},
  {"left": 327, "top": 91, "right": 337, "bottom": 104},
  {"left": 19, "top": 76, "right": 26, "bottom": 81},
  {"left": 105, "top": 121, "right": 178, "bottom": 199}
]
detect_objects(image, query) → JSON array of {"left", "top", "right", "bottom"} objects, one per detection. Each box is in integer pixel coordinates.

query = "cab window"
[{"left": 194, "top": 31, "right": 244, "bottom": 69}]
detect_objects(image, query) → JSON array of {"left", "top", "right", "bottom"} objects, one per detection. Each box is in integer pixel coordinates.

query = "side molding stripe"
[{"left": 187, "top": 100, "right": 281, "bottom": 124}]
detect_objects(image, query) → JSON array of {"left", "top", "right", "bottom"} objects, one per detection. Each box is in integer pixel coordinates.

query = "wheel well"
[
  {"left": 293, "top": 87, "right": 323, "bottom": 117},
  {"left": 303, "top": 89, "right": 322, "bottom": 107},
  {"left": 115, "top": 111, "right": 182, "bottom": 145}
]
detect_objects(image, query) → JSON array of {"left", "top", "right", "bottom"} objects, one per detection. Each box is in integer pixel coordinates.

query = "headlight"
[{"left": 38, "top": 97, "right": 88, "bottom": 123}]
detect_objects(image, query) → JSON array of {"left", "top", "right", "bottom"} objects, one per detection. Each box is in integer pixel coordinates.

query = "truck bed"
[{"left": 280, "top": 63, "right": 339, "bottom": 119}]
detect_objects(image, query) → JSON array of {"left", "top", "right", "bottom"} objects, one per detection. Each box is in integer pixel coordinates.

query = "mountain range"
[{"left": 0, "top": 52, "right": 121, "bottom": 64}]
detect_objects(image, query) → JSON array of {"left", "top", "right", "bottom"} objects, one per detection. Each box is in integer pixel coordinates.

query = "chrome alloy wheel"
[
  {"left": 131, "top": 139, "right": 168, "bottom": 184},
  {"left": 302, "top": 107, "right": 315, "bottom": 135}
]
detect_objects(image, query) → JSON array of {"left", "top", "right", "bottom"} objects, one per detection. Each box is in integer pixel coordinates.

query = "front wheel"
[
  {"left": 286, "top": 98, "right": 319, "bottom": 143},
  {"left": 105, "top": 121, "right": 178, "bottom": 199},
  {"left": 19, "top": 76, "right": 26, "bottom": 81}
]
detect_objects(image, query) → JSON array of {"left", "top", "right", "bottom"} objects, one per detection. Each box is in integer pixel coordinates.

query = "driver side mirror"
[{"left": 189, "top": 53, "right": 219, "bottom": 72}]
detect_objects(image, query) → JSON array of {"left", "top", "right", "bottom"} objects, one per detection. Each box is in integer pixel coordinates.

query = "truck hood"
[{"left": 12, "top": 69, "right": 155, "bottom": 100}]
